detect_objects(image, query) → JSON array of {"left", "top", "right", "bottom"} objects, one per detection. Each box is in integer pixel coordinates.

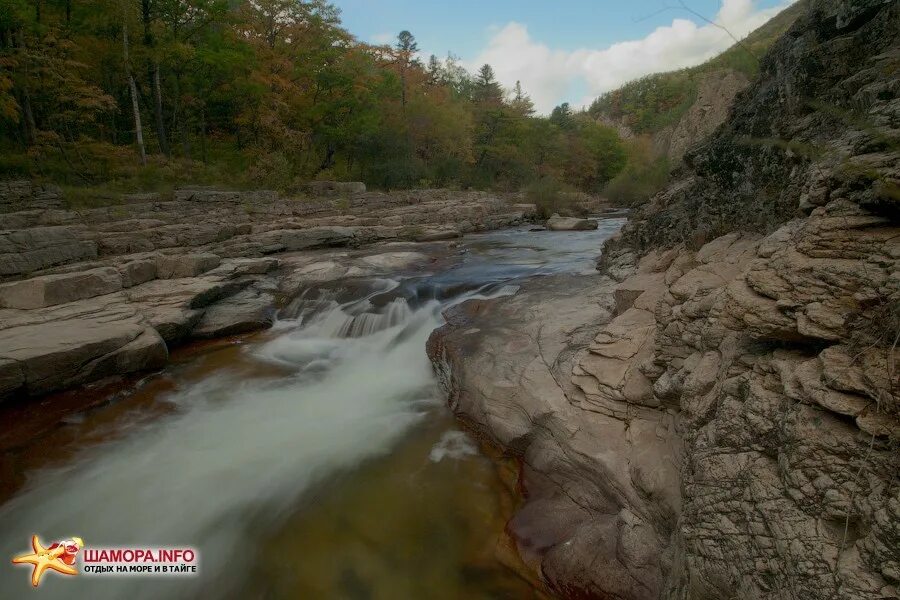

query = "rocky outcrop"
[
  {"left": 0, "top": 187, "right": 536, "bottom": 400},
  {"left": 430, "top": 220, "right": 898, "bottom": 599},
  {"left": 656, "top": 70, "right": 750, "bottom": 165},
  {"left": 609, "top": 0, "right": 899, "bottom": 254},
  {"left": 0, "top": 226, "right": 97, "bottom": 276},
  {"left": 0, "top": 188, "right": 532, "bottom": 280},
  {"left": 430, "top": 1, "right": 899, "bottom": 598},
  {"left": 597, "top": 68, "right": 751, "bottom": 167}
]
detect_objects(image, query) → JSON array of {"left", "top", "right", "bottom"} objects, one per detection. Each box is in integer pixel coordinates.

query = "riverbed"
[{"left": 0, "top": 215, "right": 626, "bottom": 599}]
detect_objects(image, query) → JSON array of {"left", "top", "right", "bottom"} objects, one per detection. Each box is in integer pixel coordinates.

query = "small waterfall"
[
  {"left": 0, "top": 281, "right": 444, "bottom": 600},
  {"left": 0, "top": 221, "right": 628, "bottom": 599},
  {"left": 331, "top": 298, "right": 413, "bottom": 338}
]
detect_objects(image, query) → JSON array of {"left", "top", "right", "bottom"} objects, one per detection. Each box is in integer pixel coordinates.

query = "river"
[{"left": 0, "top": 215, "right": 626, "bottom": 599}]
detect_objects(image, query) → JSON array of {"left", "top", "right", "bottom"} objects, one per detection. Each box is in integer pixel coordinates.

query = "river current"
[{"left": 0, "top": 216, "right": 626, "bottom": 599}]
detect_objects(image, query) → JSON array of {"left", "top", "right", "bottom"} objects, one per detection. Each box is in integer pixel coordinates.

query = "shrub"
[
  {"left": 525, "top": 177, "right": 579, "bottom": 219},
  {"left": 603, "top": 137, "right": 670, "bottom": 207}
]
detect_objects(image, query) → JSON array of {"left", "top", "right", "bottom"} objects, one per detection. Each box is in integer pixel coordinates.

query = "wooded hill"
[
  {"left": 0, "top": 0, "right": 627, "bottom": 199},
  {"left": 589, "top": 1, "right": 806, "bottom": 135}
]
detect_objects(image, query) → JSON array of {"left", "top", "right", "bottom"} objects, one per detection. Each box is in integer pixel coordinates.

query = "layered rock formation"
[
  {"left": 429, "top": 1, "right": 899, "bottom": 598},
  {"left": 0, "top": 186, "right": 535, "bottom": 400}
]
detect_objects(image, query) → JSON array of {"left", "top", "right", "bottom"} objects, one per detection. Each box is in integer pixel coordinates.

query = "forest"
[{"left": 0, "top": 0, "right": 628, "bottom": 197}]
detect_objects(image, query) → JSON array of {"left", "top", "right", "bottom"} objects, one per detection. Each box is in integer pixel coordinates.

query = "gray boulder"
[
  {"left": 0, "top": 267, "right": 122, "bottom": 309},
  {"left": 156, "top": 253, "right": 221, "bottom": 279},
  {"left": 0, "top": 226, "right": 97, "bottom": 277},
  {"left": 277, "top": 227, "right": 357, "bottom": 251},
  {"left": 118, "top": 259, "right": 158, "bottom": 287},
  {"left": 0, "top": 311, "right": 167, "bottom": 397},
  {"left": 191, "top": 288, "right": 274, "bottom": 338},
  {"left": 547, "top": 214, "right": 599, "bottom": 231}
]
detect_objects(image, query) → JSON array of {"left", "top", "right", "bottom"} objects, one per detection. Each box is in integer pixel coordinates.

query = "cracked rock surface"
[{"left": 428, "top": 1, "right": 899, "bottom": 598}]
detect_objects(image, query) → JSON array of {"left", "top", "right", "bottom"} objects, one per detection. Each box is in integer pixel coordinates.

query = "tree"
[
  {"left": 510, "top": 80, "right": 534, "bottom": 116},
  {"left": 140, "top": 0, "right": 168, "bottom": 155},
  {"left": 426, "top": 54, "right": 441, "bottom": 86},
  {"left": 394, "top": 30, "right": 418, "bottom": 107},
  {"left": 474, "top": 63, "right": 502, "bottom": 105},
  {"left": 121, "top": 0, "right": 146, "bottom": 164},
  {"left": 550, "top": 102, "right": 575, "bottom": 130},
  {"left": 0, "top": 0, "right": 628, "bottom": 197}
]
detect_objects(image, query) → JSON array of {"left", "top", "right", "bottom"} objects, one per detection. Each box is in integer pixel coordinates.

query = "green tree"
[{"left": 394, "top": 30, "right": 418, "bottom": 107}]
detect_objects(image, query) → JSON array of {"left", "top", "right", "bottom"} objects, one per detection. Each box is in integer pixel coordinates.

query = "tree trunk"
[
  {"left": 200, "top": 108, "right": 207, "bottom": 163},
  {"left": 21, "top": 88, "right": 36, "bottom": 145},
  {"left": 141, "top": 0, "right": 169, "bottom": 155},
  {"left": 317, "top": 146, "right": 336, "bottom": 174},
  {"left": 122, "top": 7, "right": 146, "bottom": 165},
  {"left": 151, "top": 62, "right": 168, "bottom": 155},
  {"left": 128, "top": 75, "right": 146, "bottom": 165}
]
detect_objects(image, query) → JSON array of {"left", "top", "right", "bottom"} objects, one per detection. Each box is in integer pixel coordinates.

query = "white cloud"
[{"left": 467, "top": 0, "right": 796, "bottom": 113}]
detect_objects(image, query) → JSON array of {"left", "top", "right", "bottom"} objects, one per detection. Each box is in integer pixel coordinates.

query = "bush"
[
  {"left": 525, "top": 177, "right": 580, "bottom": 219},
  {"left": 603, "top": 137, "right": 670, "bottom": 207}
]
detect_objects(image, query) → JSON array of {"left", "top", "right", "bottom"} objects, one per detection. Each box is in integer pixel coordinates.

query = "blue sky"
[{"left": 330, "top": 0, "right": 795, "bottom": 112}]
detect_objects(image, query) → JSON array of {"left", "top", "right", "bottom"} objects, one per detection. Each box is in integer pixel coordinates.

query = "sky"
[{"left": 330, "top": 0, "right": 797, "bottom": 113}]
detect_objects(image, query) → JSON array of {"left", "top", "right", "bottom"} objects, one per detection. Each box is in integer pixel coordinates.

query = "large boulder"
[
  {"left": 0, "top": 226, "right": 97, "bottom": 277},
  {"left": 191, "top": 287, "right": 275, "bottom": 338},
  {"left": 156, "top": 253, "right": 221, "bottom": 279},
  {"left": 118, "top": 259, "right": 158, "bottom": 288},
  {"left": 276, "top": 226, "right": 357, "bottom": 251},
  {"left": 0, "top": 267, "right": 122, "bottom": 309},
  {"left": 546, "top": 214, "right": 599, "bottom": 231},
  {"left": 0, "top": 305, "right": 167, "bottom": 398}
]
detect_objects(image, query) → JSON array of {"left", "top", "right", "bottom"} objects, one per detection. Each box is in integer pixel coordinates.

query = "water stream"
[{"left": 0, "top": 216, "right": 626, "bottom": 599}]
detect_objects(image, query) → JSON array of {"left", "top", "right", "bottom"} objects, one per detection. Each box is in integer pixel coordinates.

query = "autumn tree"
[{"left": 0, "top": 0, "right": 625, "bottom": 195}]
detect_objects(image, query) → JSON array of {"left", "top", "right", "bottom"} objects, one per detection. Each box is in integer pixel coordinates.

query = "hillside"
[
  {"left": 589, "top": 1, "right": 807, "bottom": 136},
  {"left": 0, "top": 3, "right": 624, "bottom": 199}
]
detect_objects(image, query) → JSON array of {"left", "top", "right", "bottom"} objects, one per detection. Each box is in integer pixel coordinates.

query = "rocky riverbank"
[
  {"left": 0, "top": 184, "right": 537, "bottom": 400},
  {"left": 428, "top": 1, "right": 899, "bottom": 598}
]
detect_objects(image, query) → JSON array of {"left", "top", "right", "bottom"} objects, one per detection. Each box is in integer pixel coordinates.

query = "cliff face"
[
  {"left": 592, "top": 1, "right": 900, "bottom": 594},
  {"left": 592, "top": 1, "right": 806, "bottom": 169},
  {"left": 656, "top": 70, "right": 750, "bottom": 165},
  {"left": 608, "top": 0, "right": 899, "bottom": 253},
  {"left": 429, "top": 1, "right": 899, "bottom": 598},
  {"left": 599, "top": 69, "right": 751, "bottom": 166}
]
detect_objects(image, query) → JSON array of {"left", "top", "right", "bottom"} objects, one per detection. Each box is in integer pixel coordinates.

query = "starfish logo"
[{"left": 12, "top": 535, "right": 83, "bottom": 587}]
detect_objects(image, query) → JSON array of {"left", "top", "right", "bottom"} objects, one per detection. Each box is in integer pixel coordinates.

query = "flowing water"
[{"left": 0, "top": 216, "right": 626, "bottom": 599}]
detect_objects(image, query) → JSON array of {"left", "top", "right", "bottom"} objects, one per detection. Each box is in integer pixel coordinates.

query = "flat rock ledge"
[
  {"left": 427, "top": 213, "right": 899, "bottom": 600},
  {"left": 0, "top": 186, "right": 537, "bottom": 401}
]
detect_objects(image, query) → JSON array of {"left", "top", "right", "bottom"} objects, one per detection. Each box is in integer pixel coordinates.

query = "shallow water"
[{"left": 0, "top": 216, "right": 626, "bottom": 599}]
